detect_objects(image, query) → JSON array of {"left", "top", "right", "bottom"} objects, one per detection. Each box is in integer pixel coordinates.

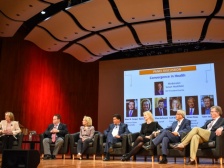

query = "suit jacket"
[
  {"left": 201, "top": 117, "right": 224, "bottom": 140},
  {"left": 79, "top": 126, "right": 95, "bottom": 140},
  {"left": 164, "top": 118, "right": 191, "bottom": 137},
  {"left": 155, "top": 90, "right": 164, "bottom": 95},
  {"left": 155, "top": 107, "right": 167, "bottom": 116},
  {"left": 44, "top": 123, "right": 68, "bottom": 139},
  {"left": 126, "top": 109, "right": 137, "bottom": 117},
  {"left": 0, "top": 120, "right": 21, "bottom": 136},
  {"left": 104, "top": 122, "right": 130, "bottom": 139},
  {"left": 186, "top": 107, "right": 199, "bottom": 115}
]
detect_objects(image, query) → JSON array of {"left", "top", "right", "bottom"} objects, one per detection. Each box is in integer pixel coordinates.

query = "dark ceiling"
[{"left": 1, "top": 0, "right": 224, "bottom": 62}]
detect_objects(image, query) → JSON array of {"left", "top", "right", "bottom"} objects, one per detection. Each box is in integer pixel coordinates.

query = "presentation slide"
[{"left": 124, "top": 63, "right": 217, "bottom": 133}]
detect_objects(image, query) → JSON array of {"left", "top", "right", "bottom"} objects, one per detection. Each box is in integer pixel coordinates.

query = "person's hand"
[
  {"left": 51, "top": 128, "right": 58, "bottom": 133},
  {"left": 215, "top": 127, "right": 223, "bottom": 136},
  {"left": 114, "top": 135, "right": 120, "bottom": 138},
  {"left": 145, "top": 135, "right": 151, "bottom": 139},
  {"left": 172, "top": 132, "right": 178, "bottom": 136}
]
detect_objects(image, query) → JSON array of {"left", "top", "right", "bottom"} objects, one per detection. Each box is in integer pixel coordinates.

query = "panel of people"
[{"left": 1, "top": 105, "right": 223, "bottom": 165}]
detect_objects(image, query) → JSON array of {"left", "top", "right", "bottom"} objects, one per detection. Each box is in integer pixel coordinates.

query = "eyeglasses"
[{"left": 210, "top": 111, "right": 217, "bottom": 113}]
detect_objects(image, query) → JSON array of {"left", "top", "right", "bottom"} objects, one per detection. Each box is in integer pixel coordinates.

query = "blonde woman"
[
  {"left": 121, "top": 111, "right": 162, "bottom": 161},
  {"left": 77, "top": 116, "right": 95, "bottom": 160},
  {"left": 0, "top": 112, "right": 21, "bottom": 149}
]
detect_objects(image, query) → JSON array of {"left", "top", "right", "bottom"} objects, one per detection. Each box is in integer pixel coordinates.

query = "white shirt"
[
  {"left": 112, "top": 125, "right": 119, "bottom": 137},
  {"left": 174, "top": 118, "right": 184, "bottom": 133}
]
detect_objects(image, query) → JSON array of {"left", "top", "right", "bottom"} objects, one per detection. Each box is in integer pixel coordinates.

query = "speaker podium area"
[{"left": 2, "top": 149, "right": 40, "bottom": 168}]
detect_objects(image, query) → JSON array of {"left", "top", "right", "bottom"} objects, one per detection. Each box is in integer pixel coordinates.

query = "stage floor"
[{"left": 37, "top": 156, "right": 223, "bottom": 168}]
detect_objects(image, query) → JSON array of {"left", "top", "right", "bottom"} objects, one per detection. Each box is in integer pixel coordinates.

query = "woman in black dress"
[{"left": 121, "top": 111, "right": 162, "bottom": 161}]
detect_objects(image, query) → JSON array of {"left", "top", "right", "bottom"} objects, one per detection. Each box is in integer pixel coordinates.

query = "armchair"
[
  {"left": 39, "top": 133, "right": 69, "bottom": 159},
  {"left": 0, "top": 133, "right": 23, "bottom": 153},
  {"left": 156, "top": 132, "right": 190, "bottom": 163},
  {"left": 196, "top": 131, "right": 224, "bottom": 164},
  {"left": 99, "top": 133, "right": 128, "bottom": 160},
  {"left": 69, "top": 131, "right": 100, "bottom": 160},
  {"left": 128, "top": 132, "right": 156, "bottom": 161}
]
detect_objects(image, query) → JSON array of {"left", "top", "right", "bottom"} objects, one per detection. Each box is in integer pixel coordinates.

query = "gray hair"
[{"left": 177, "top": 109, "right": 185, "bottom": 118}]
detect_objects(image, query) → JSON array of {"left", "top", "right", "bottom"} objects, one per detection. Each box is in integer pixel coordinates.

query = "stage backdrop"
[{"left": 0, "top": 31, "right": 99, "bottom": 134}]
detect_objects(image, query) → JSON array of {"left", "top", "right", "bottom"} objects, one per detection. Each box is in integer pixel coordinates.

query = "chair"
[
  {"left": 99, "top": 133, "right": 128, "bottom": 160},
  {"left": 39, "top": 133, "right": 69, "bottom": 159},
  {"left": 156, "top": 133, "right": 190, "bottom": 163},
  {"left": 128, "top": 132, "right": 156, "bottom": 161},
  {"left": 196, "top": 131, "right": 224, "bottom": 164},
  {"left": 0, "top": 133, "right": 23, "bottom": 153},
  {"left": 69, "top": 131, "right": 100, "bottom": 160}
]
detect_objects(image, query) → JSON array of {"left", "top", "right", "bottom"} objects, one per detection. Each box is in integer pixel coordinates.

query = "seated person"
[
  {"left": 173, "top": 106, "right": 224, "bottom": 165},
  {"left": 0, "top": 112, "right": 21, "bottom": 149},
  {"left": 143, "top": 110, "right": 191, "bottom": 164},
  {"left": 43, "top": 114, "right": 68, "bottom": 160},
  {"left": 76, "top": 116, "right": 95, "bottom": 160},
  {"left": 121, "top": 111, "right": 163, "bottom": 161},
  {"left": 103, "top": 114, "right": 130, "bottom": 161}
]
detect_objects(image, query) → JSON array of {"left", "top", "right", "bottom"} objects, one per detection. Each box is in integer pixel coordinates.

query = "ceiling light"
[{"left": 41, "top": 11, "right": 46, "bottom": 15}]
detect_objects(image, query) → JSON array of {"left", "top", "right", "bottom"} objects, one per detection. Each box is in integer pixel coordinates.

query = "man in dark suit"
[
  {"left": 126, "top": 100, "right": 137, "bottom": 117},
  {"left": 143, "top": 110, "right": 191, "bottom": 164},
  {"left": 186, "top": 97, "right": 199, "bottom": 115},
  {"left": 43, "top": 114, "right": 68, "bottom": 160},
  {"left": 174, "top": 106, "right": 224, "bottom": 165},
  {"left": 103, "top": 114, "right": 130, "bottom": 161},
  {"left": 155, "top": 99, "right": 167, "bottom": 116}
]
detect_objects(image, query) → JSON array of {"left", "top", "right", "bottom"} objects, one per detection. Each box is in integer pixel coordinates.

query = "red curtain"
[{"left": 0, "top": 35, "right": 99, "bottom": 134}]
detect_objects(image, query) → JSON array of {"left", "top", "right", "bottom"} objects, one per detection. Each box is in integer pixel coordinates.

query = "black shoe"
[
  {"left": 51, "top": 155, "right": 56, "bottom": 159},
  {"left": 122, "top": 153, "right": 129, "bottom": 157},
  {"left": 159, "top": 158, "right": 168, "bottom": 164},
  {"left": 121, "top": 156, "right": 130, "bottom": 161},
  {"left": 103, "top": 157, "right": 110, "bottom": 161},
  {"left": 185, "top": 160, "right": 196, "bottom": 165},
  {"left": 43, "top": 155, "right": 51, "bottom": 160},
  {"left": 108, "top": 147, "right": 113, "bottom": 153}
]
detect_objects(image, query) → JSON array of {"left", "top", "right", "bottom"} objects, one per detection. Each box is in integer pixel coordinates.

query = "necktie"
[
  {"left": 190, "top": 108, "right": 193, "bottom": 115},
  {"left": 51, "top": 125, "right": 57, "bottom": 142},
  {"left": 160, "top": 108, "right": 163, "bottom": 116},
  {"left": 129, "top": 110, "right": 133, "bottom": 117}
]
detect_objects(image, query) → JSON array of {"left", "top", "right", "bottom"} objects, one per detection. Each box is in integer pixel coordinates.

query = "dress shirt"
[
  {"left": 112, "top": 124, "right": 119, "bottom": 137},
  {"left": 207, "top": 117, "right": 220, "bottom": 131},
  {"left": 174, "top": 118, "right": 184, "bottom": 133}
]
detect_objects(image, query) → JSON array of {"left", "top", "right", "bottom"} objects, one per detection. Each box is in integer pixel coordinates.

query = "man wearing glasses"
[{"left": 173, "top": 106, "right": 224, "bottom": 165}]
